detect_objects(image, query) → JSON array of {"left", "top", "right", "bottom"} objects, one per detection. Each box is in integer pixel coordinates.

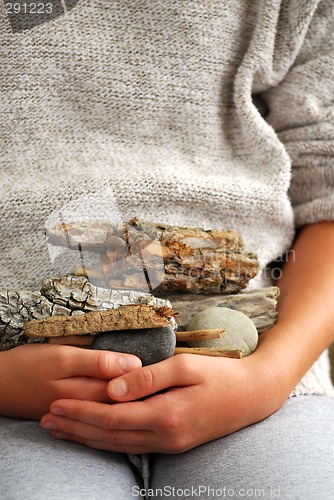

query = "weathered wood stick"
[
  {"left": 175, "top": 329, "right": 224, "bottom": 341},
  {"left": 174, "top": 347, "right": 243, "bottom": 358},
  {"left": 47, "top": 328, "right": 224, "bottom": 346},
  {"left": 49, "top": 335, "right": 94, "bottom": 346},
  {"left": 24, "top": 305, "right": 174, "bottom": 338}
]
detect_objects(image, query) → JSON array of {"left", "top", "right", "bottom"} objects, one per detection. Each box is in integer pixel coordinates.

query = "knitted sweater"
[{"left": 1, "top": 0, "right": 334, "bottom": 396}]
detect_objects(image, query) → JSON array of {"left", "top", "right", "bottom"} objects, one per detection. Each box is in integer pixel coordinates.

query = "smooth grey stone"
[
  {"left": 186, "top": 307, "right": 258, "bottom": 356},
  {"left": 92, "top": 325, "right": 176, "bottom": 366}
]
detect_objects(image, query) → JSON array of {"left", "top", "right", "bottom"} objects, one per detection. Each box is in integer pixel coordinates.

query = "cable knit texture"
[{"left": 1, "top": 0, "right": 334, "bottom": 396}]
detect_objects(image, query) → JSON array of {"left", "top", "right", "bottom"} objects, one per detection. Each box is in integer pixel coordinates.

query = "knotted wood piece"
[{"left": 46, "top": 219, "right": 260, "bottom": 294}]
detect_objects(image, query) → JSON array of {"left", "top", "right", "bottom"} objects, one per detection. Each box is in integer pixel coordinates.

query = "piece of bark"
[
  {"left": 40, "top": 275, "right": 172, "bottom": 311},
  {"left": 162, "top": 287, "right": 279, "bottom": 332},
  {"left": 0, "top": 290, "right": 69, "bottom": 350},
  {"left": 46, "top": 219, "right": 259, "bottom": 294},
  {"left": 0, "top": 276, "right": 175, "bottom": 350},
  {"left": 174, "top": 347, "right": 243, "bottom": 358},
  {"left": 24, "top": 304, "right": 175, "bottom": 338}
]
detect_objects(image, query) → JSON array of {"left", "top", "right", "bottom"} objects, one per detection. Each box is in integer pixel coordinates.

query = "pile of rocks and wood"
[{"left": 0, "top": 220, "right": 279, "bottom": 364}]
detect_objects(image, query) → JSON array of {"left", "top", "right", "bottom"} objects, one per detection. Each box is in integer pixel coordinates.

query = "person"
[{"left": 1, "top": 0, "right": 334, "bottom": 498}]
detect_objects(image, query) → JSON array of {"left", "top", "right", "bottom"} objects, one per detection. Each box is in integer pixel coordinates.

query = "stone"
[
  {"left": 92, "top": 325, "right": 176, "bottom": 366},
  {"left": 186, "top": 307, "right": 258, "bottom": 356}
]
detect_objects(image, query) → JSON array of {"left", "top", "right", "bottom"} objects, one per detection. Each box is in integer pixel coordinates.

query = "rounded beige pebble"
[{"left": 186, "top": 307, "right": 258, "bottom": 356}]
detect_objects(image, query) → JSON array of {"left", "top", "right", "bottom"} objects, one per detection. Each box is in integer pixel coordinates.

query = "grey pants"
[{"left": 1, "top": 396, "right": 334, "bottom": 500}]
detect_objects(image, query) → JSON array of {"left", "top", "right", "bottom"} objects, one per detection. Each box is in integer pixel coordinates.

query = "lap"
[
  {"left": 0, "top": 417, "right": 139, "bottom": 500},
  {"left": 150, "top": 396, "right": 334, "bottom": 499},
  {"left": 2, "top": 396, "right": 333, "bottom": 499}
]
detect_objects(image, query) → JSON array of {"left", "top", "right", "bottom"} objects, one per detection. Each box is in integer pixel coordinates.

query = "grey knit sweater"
[{"left": 1, "top": 0, "right": 334, "bottom": 396}]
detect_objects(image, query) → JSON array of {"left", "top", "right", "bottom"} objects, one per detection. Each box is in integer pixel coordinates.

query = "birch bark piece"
[{"left": 46, "top": 219, "right": 260, "bottom": 294}]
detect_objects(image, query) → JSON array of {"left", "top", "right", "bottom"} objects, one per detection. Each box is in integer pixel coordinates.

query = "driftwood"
[
  {"left": 46, "top": 219, "right": 259, "bottom": 294},
  {"left": 24, "top": 305, "right": 174, "bottom": 338},
  {"left": 162, "top": 287, "right": 279, "bottom": 332}
]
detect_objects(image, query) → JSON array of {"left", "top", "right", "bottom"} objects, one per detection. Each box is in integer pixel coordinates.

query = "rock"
[
  {"left": 92, "top": 325, "right": 176, "bottom": 366},
  {"left": 186, "top": 307, "right": 258, "bottom": 356}
]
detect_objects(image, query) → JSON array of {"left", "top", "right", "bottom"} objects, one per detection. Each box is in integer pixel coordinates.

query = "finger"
[
  {"left": 41, "top": 414, "right": 156, "bottom": 449},
  {"left": 51, "top": 432, "right": 158, "bottom": 454},
  {"left": 55, "top": 378, "right": 111, "bottom": 403},
  {"left": 107, "top": 353, "right": 203, "bottom": 401},
  {"left": 46, "top": 399, "right": 158, "bottom": 430},
  {"left": 56, "top": 346, "right": 142, "bottom": 380}
]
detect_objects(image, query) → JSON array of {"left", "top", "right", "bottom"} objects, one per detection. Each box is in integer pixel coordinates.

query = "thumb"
[{"left": 107, "top": 354, "right": 203, "bottom": 401}]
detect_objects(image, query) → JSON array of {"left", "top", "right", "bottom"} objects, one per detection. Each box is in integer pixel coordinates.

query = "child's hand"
[
  {"left": 40, "top": 351, "right": 284, "bottom": 454},
  {"left": 0, "top": 344, "right": 141, "bottom": 420}
]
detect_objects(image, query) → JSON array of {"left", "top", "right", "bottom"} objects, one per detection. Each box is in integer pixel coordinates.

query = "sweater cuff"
[{"left": 293, "top": 196, "right": 334, "bottom": 228}]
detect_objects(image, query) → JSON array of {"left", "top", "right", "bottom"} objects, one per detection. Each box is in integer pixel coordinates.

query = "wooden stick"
[
  {"left": 49, "top": 335, "right": 94, "bottom": 346},
  {"left": 175, "top": 329, "right": 224, "bottom": 341},
  {"left": 47, "top": 328, "right": 224, "bottom": 345},
  {"left": 174, "top": 347, "right": 243, "bottom": 358},
  {"left": 48, "top": 337, "right": 243, "bottom": 358}
]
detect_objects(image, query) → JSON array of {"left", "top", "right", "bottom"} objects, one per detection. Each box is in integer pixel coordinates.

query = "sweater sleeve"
[{"left": 260, "top": 0, "right": 334, "bottom": 228}]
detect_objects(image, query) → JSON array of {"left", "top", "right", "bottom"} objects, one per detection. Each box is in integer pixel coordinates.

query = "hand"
[
  {"left": 0, "top": 343, "right": 141, "bottom": 420},
  {"left": 40, "top": 350, "right": 284, "bottom": 454}
]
